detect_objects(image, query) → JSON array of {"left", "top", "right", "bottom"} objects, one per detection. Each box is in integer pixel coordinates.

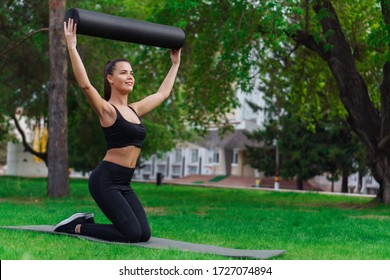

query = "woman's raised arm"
[
  {"left": 130, "top": 49, "right": 181, "bottom": 116},
  {"left": 64, "top": 18, "right": 111, "bottom": 118}
]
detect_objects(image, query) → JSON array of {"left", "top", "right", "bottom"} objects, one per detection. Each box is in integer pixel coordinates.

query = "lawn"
[{"left": 1, "top": 176, "right": 390, "bottom": 260}]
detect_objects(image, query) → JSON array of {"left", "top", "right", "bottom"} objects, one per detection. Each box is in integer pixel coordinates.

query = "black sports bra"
[{"left": 102, "top": 104, "right": 147, "bottom": 150}]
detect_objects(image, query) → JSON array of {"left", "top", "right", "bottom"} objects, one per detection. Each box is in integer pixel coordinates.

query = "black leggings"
[{"left": 80, "top": 161, "right": 151, "bottom": 243}]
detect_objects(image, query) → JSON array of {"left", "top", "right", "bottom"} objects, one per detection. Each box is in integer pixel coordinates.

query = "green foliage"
[
  {"left": 67, "top": 93, "right": 106, "bottom": 171},
  {"left": 0, "top": 0, "right": 50, "bottom": 117},
  {"left": 246, "top": 112, "right": 367, "bottom": 185},
  {"left": 0, "top": 0, "right": 192, "bottom": 171},
  {"left": 1, "top": 0, "right": 389, "bottom": 178},
  {"left": 153, "top": 0, "right": 259, "bottom": 132},
  {"left": 0, "top": 1, "right": 51, "bottom": 164},
  {"left": 0, "top": 114, "right": 11, "bottom": 143},
  {"left": 67, "top": 0, "right": 261, "bottom": 168},
  {"left": 333, "top": 0, "right": 386, "bottom": 107},
  {"left": 254, "top": 0, "right": 385, "bottom": 120},
  {"left": 242, "top": 0, "right": 383, "bottom": 190}
]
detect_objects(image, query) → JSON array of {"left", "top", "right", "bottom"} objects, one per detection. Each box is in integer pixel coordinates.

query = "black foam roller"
[{"left": 64, "top": 8, "right": 185, "bottom": 49}]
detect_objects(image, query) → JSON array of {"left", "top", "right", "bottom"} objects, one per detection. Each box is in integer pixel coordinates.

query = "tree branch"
[
  {"left": 11, "top": 114, "right": 48, "bottom": 166},
  {"left": 381, "top": 0, "right": 390, "bottom": 49},
  {"left": 290, "top": 30, "right": 330, "bottom": 61},
  {"left": 1, "top": 27, "right": 49, "bottom": 60},
  {"left": 288, "top": 1, "right": 381, "bottom": 162},
  {"left": 311, "top": 0, "right": 355, "bottom": 67},
  {"left": 305, "top": 0, "right": 310, "bottom": 32},
  {"left": 380, "top": 0, "right": 390, "bottom": 83}
]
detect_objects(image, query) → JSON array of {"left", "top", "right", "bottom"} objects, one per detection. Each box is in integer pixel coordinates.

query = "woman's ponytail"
[{"left": 103, "top": 58, "right": 130, "bottom": 101}]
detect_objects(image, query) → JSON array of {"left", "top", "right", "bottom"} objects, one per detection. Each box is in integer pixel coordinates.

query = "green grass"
[
  {"left": 208, "top": 175, "right": 228, "bottom": 182},
  {"left": 1, "top": 176, "right": 390, "bottom": 260}
]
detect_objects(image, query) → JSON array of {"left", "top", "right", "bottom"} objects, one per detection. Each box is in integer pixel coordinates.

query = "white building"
[{"left": 6, "top": 141, "right": 47, "bottom": 177}]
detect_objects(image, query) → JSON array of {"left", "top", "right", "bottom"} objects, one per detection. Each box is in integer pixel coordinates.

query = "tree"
[
  {"left": 245, "top": 110, "right": 364, "bottom": 191},
  {"left": 136, "top": 0, "right": 390, "bottom": 202},
  {"left": 166, "top": 0, "right": 390, "bottom": 202},
  {"left": 260, "top": 0, "right": 390, "bottom": 202},
  {"left": 47, "top": 0, "right": 68, "bottom": 197},
  {"left": 322, "top": 120, "right": 367, "bottom": 193},
  {"left": 3, "top": 0, "right": 390, "bottom": 203},
  {"left": 0, "top": 1, "right": 68, "bottom": 196},
  {"left": 1, "top": 1, "right": 190, "bottom": 177},
  {"left": 0, "top": 0, "right": 50, "bottom": 117},
  {"left": 151, "top": 0, "right": 259, "bottom": 133},
  {"left": 0, "top": 1, "right": 50, "bottom": 166}
]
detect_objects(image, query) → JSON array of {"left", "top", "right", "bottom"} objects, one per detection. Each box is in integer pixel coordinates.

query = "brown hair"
[{"left": 103, "top": 58, "right": 130, "bottom": 101}]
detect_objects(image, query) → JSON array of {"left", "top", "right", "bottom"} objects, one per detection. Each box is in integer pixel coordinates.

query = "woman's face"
[{"left": 108, "top": 61, "right": 135, "bottom": 94}]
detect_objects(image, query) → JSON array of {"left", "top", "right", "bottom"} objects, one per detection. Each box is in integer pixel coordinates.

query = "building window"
[
  {"left": 157, "top": 164, "right": 166, "bottom": 173},
  {"left": 143, "top": 164, "right": 151, "bottom": 173},
  {"left": 190, "top": 149, "right": 198, "bottom": 163},
  {"left": 188, "top": 166, "right": 197, "bottom": 174},
  {"left": 232, "top": 150, "right": 238, "bottom": 165},
  {"left": 174, "top": 149, "right": 182, "bottom": 163},
  {"left": 172, "top": 166, "right": 181, "bottom": 174},
  {"left": 208, "top": 150, "right": 219, "bottom": 164}
]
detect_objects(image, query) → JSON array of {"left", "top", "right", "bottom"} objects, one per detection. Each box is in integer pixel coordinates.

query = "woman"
[{"left": 53, "top": 18, "right": 181, "bottom": 243}]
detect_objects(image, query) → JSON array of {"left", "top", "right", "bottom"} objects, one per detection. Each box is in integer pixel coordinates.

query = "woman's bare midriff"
[{"left": 103, "top": 146, "right": 141, "bottom": 168}]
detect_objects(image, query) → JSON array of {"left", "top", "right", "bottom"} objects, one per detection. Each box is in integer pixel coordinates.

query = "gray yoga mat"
[{"left": 1, "top": 225, "right": 285, "bottom": 259}]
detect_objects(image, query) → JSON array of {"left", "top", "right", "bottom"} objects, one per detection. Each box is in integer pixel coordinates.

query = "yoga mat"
[
  {"left": 64, "top": 8, "right": 185, "bottom": 49},
  {"left": 1, "top": 225, "right": 285, "bottom": 259}
]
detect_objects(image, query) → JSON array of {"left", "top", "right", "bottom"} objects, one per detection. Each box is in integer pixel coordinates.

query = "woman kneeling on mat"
[{"left": 53, "top": 18, "right": 181, "bottom": 243}]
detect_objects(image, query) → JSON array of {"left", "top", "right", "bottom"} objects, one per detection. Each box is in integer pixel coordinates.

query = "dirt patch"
[
  {"left": 298, "top": 209, "right": 319, "bottom": 213},
  {"left": 296, "top": 201, "right": 379, "bottom": 210},
  {"left": 0, "top": 198, "right": 42, "bottom": 204},
  {"left": 144, "top": 206, "right": 172, "bottom": 216},
  {"left": 196, "top": 206, "right": 227, "bottom": 217},
  {"left": 349, "top": 215, "right": 390, "bottom": 221}
]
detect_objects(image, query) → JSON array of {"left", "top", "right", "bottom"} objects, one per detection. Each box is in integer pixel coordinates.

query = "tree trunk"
[
  {"left": 296, "top": 176, "right": 303, "bottom": 190},
  {"left": 358, "top": 172, "right": 363, "bottom": 193},
  {"left": 377, "top": 0, "right": 390, "bottom": 203},
  {"left": 341, "top": 166, "right": 348, "bottom": 193},
  {"left": 48, "top": 0, "right": 68, "bottom": 197},
  {"left": 292, "top": 0, "right": 390, "bottom": 203},
  {"left": 331, "top": 174, "right": 334, "bottom": 192}
]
